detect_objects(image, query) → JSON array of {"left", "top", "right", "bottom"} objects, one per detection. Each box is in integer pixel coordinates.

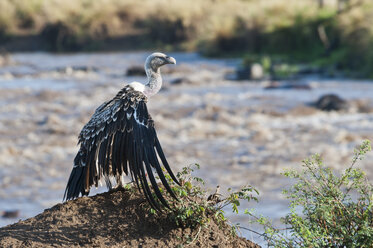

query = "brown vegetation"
[{"left": 0, "top": 0, "right": 372, "bottom": 74}]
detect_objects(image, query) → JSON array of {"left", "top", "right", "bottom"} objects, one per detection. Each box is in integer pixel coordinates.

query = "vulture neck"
[{"left": 144, "top": 66, "right": 162, "bottom": 97}]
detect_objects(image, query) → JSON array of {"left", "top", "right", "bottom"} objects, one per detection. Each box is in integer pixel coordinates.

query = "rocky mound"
[{"left": 0, "top": 189, "right": 260, "bottom": 247}]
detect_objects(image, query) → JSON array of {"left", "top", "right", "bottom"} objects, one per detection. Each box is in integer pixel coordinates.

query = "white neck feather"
[{"left": 143, "top": 62, "right": 162, "bottom": 97}]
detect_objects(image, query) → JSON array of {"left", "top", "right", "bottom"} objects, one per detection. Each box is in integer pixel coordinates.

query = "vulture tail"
[{"left": 63, "top": 148, "right": 90, "bottom": 201}]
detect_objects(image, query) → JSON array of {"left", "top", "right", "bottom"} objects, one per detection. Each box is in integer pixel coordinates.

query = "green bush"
[
  {"left": 140, "top": 140, "right": 373, "bottom": 247},
  {"left": 251, "top": 140, "right": 373, "bottom": 247},
  {"left": 143, "top": 163, "right": 259, "bottom": 240}
]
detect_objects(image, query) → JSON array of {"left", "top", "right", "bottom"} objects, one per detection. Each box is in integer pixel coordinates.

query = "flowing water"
[{"left": 0, "top": 51, "right": 373, "bottom": 245}]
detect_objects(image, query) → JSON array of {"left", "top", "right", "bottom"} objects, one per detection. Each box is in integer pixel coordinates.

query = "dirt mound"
[{"left": 0, "top": 189, "right": 260, "bottom": 247}]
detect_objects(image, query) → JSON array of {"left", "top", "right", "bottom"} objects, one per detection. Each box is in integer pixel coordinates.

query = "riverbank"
[{"left": 0, "top": 188, "right": 259, "bottom": 247}]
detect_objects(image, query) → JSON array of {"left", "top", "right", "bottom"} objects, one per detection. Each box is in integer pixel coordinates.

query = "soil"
[{"left": 0, "top": 188, "right": 260, "bottom": 248}]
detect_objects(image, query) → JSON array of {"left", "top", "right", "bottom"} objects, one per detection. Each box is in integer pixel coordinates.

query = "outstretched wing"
[{"left": 64, "top": 85, "right": 180, "bottom": 210}]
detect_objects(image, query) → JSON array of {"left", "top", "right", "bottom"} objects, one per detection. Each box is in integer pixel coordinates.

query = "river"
[{"left": 0, "top": 51, "right": 373, "bottom": 245}]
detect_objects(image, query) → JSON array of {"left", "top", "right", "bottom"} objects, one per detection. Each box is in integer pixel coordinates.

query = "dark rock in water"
[
  {"left": 265, "top": 81, "right": 311, "bottom": 90},
  {"left": 226, "top": 68, "right": 250, "bottom": 81},
  {"left": 170, "top": 77, "right": 192, "bottom": 85},
  {"left": 315, "top": 94, "right": 348, "bottom": 111},
  {"left": 70, "top": 65, "right": 99, "bottom": 72},
  {"left": 227, "top": 63, "right": 264, "bottom": 81},
  {"left": 126, "top": 66, "right": 146, "bottom": 76},
  {"left": 56, "top": 66, "right": 99, "bottom": 73},
  {"left": 2, "top": 210, "right": 19, "bottom": 218}
]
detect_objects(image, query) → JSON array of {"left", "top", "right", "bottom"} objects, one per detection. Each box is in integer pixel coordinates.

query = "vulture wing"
[{"left": 64, "top": 85, "right": 180, "bottom": 210}]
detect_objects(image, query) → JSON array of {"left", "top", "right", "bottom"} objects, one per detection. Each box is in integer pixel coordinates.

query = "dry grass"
[
  {"left": 0, "top": 0, "right": 329, "bottom": 39},
  {"left": 0, "top": 0, "right": 369, "bottom": 43},
  {"left": 0, "top": 0, "right": 372, "bottom": 75}
]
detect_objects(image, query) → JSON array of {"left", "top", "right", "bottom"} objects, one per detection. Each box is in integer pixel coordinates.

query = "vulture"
[{"left": 64, "top": 52, "right": 180, "bottom": 210}]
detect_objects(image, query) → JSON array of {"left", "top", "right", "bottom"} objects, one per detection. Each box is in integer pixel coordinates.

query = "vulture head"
[
  {"left": 145, "top": 52, "right": 176, "bottom": 72},
  {"left": 139, "top": 52, "right": 176, "bottom": 97}
]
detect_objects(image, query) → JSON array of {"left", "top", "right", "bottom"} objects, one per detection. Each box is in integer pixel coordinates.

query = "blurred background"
[{"left": 1, "top": 0, "right": 373, "bottom": 245}]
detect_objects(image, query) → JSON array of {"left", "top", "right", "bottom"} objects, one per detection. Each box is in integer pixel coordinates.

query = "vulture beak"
[{"left": 166, "top": 56, "right": 176, "bottom": 65}]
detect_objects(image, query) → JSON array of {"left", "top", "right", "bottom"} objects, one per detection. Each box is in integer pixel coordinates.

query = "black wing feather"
[{"left": 64, "top": 85, "right": 179, "bottom": 209}]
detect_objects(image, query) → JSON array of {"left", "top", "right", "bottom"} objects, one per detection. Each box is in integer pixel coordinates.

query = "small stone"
[
  {"left": 2, "top": 210, "right": 20, "bottom": 218},
  {"left": 126, "top": 66, "right": 146, "bottom": 76},
  {"left": 264, "top": 81, "right": 311, "bottom": 90},
  {"left": 314, "top": 94, "right": 349, "bottom": 111},
  {"left": 170, "top": 77, "right": 192, "bottom": 85}
]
